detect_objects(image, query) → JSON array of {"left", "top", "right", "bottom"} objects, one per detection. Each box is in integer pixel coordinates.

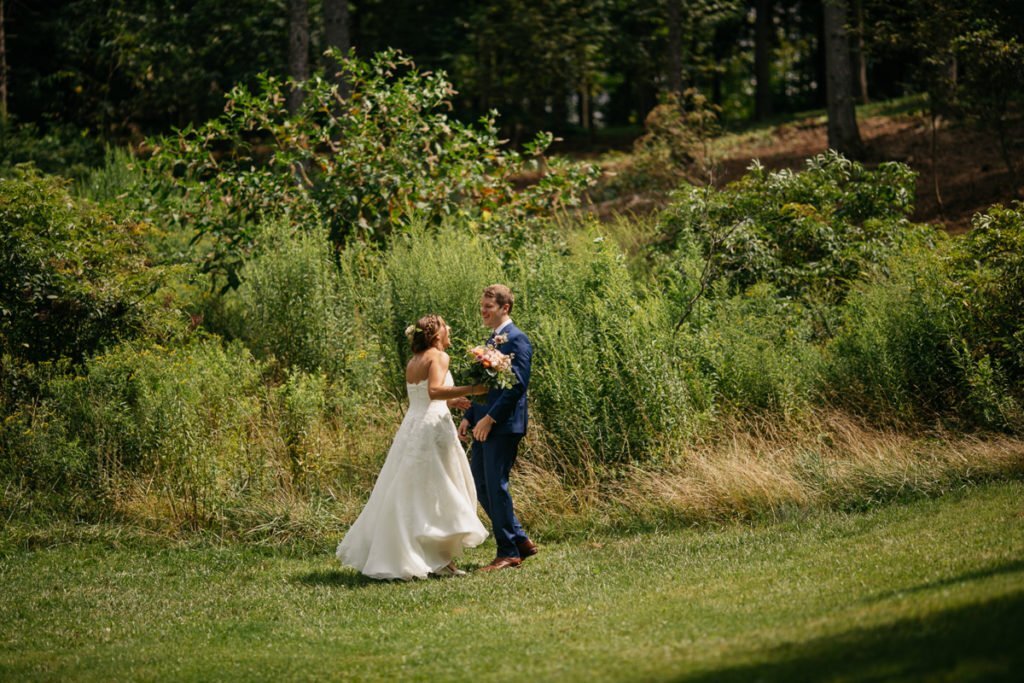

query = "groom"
[{"left": 459, "top": 284, "right": 538, "bottom": 572}]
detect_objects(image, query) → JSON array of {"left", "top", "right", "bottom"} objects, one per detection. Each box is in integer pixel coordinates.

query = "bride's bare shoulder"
[{"left": 423, "top": 348, "right": 450, "bottom": 365}]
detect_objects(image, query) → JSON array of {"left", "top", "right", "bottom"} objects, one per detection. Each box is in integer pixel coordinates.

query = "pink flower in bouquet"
[{"left": 467, "top": 344, "right": 517, "bottom": 392}]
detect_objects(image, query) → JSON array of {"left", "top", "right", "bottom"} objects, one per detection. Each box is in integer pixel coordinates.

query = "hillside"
[{"left": 592, "top": 100, "right": 1024, "bottom": 233}]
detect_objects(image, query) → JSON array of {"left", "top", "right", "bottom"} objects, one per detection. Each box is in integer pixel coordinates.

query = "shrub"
[
  {"left": 657, "top": 151, "right": 923, "bottom": 308},
  {"left": 220, "top": 219, "right": 384, "bottom": 389},
  {"left": 694, "top": 283, "right": 823, "bottom": 415},
  {"left": 151, "top": 49, "right": 597, "bottom": 289},
  {"left": 74, "top": 146, "right": 143, "bottom": 206},
  {"left": 946, "top": 203, "right": 1024, "bottom": 429},
  {"left": 383, "top": 224, "right": 505, "bottom": 386},
  {"left": 276, "top": 368, "right": 330, "bottom": 481},
  {"left": 603, "top": 89, "right": 722, "bottom": 197},
  {"left": 1, "top": 338, "right": 269, "bottom": 523},
  {"left": 948, "top": 203, "right": 1024, "bottom": 386},
  {"left": 953, "top": 30, "right": 1024, "bottom": 177},
  {"left": 517, "top": 230, "right": 702, "bottom": 468},
  {"left": 0, "top": 166, "right": 161, "bottom": 364},
  {"left": 0, "top": 120, "right": 105, "bottom": 179},
  {"left": 270, "top": 367, "right": 389, "bottom": 494},
  {"left": 825, "top": 243, "right": 961, "bottom": 424}
]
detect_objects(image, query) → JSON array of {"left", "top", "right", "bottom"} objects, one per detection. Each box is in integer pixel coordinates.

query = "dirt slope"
[{"left": 716, "top": 113, "right": 1023, "bottom": 233}]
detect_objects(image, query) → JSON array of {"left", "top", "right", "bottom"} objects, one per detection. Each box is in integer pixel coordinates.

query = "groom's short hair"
[{"left": 483, "top": 284, "right": 514, "bottom": 314}]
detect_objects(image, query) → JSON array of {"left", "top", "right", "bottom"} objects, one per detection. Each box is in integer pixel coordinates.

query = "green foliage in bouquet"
[{"left": 151, "top": 48, "right": 597, "bottom": 290}]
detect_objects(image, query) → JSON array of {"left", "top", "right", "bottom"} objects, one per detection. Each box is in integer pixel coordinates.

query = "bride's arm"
[{"left": 427, "top": 351, "right": 486, "bottom": 400}]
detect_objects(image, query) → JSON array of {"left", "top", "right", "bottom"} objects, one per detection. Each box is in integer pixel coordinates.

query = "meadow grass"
[{"left": 2, "top": 480, "right": 1022, "bottom": 682}]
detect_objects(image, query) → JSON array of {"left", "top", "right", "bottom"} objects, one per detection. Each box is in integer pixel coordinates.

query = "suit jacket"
[{"left": 464, "top": 322, "right": 532, "bottom": 436}]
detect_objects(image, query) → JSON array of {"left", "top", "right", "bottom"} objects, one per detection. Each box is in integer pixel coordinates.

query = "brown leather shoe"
[
  {"left": 478, "top": 556, "right": 522, "bottom": 572},
  {"left": 517, "top": 539, "right": 539, "bottom": 559}
]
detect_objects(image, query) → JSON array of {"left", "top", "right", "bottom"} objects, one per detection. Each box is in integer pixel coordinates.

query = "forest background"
[{"left": 1, "top": 0, "right": 1023, "bottom": 546}]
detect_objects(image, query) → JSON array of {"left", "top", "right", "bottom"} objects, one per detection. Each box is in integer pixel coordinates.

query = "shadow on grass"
[
  {"left": 676, "top": 589, "right": 1024, "bottom": 683},
  {"left": 293, "top": 570, "right": 379, "bottom": 589},
  {"left": 863, "top": 559, "right": 1024, "bottom": 604},
  {"left": 293, "top": 563, "right": 489, "bottom": 588}
]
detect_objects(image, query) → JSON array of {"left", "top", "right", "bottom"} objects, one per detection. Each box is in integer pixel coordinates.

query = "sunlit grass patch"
[{"left": 1, "top": 481, "right": 1021, "bottom": 681}]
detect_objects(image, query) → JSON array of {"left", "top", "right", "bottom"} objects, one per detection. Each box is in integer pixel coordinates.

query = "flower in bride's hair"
[{"left": 404, "top": 324, "right": 418, "bottom": 340}]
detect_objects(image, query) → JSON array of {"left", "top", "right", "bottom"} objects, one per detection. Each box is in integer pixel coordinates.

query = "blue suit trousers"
[{"left": 470, "top": 434, "right": 528, "bottom": 558}]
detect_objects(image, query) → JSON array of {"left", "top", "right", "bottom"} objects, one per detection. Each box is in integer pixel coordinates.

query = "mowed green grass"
[{"left": 2, "top": 481, "right": 1023, "bottom": 682}]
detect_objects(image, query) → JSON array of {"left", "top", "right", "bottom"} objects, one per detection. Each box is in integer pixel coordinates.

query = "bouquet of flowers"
[{"left": 465, "top": 343, "right": 518, "bottom": 397}]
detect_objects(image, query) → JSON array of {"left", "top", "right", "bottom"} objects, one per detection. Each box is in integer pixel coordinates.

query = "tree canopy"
[{"left": 1, "top": 0, "right": 1021, "bottom": 152}]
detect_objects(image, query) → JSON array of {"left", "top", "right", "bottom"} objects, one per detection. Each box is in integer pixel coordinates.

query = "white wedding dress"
[{"left": 336, "top": 372, "right": 488, "bottom": 580}]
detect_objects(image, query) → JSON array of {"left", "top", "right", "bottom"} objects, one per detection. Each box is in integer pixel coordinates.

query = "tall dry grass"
[
  {"left": 5, "top": 403, "right": 1023, "bottom": 549},
  {"left": 513, "top": 411, "right": 1024, "bottom": 537}
]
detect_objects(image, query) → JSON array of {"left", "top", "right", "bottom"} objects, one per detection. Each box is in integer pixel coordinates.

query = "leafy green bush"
[
  {"left": 946, "top": 203, "right": 1024, "bottom": 428},
  {"left": 0, "top": 120, "right": 105, "bottom": 179},
  {"left": 75, "top": 146, "right": 150, "bottom": 209},
  {"left": 657, "top": 151, "right": 923, "bottom": 308},
  {"left": 949, "top": 204, "right": 1024, "bottom": 385},
  {"left": 382, "top": 224, "right": 504, "bottom": 382},
  {"left": 517, "top": 231, "right": 702, "bottom": 468},
  {"left": 1, "top": 338, "right": 269, "bottom": 522},
  {"left": 218, "top": 220, "right": 385, "bottom": 389},
  {"left": 825, "top": 242, "right": 960, "bottom": 424},
  {"left": 602, "top": 89, "right": 722, "bottom": 198},
  {"left": 71, "top": 146, "right": 207, "bottom": 276},
  {"left": 953, "top": 30, "right": 1024, "bottom": 176},
  {"left": 270, "top": 367, "right": 388, "bottom": 493},
  {"left": 0, "top": 166, "right": 162, "bottom": 364},
  {"left": 152, "top": 49, "right": 597, "bottom": 289},
  {"left": 7, "top": 142, "right": 1024, "bottom": 539},
  {"left": 695, "top": 283, "right": 822, "bottom": 415},
  {"left": 276, "top": 368, "right": 330, "bottom": 480}
]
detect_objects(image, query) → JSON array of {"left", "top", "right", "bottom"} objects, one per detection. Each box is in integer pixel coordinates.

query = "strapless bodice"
[{"left": 406, "top": 371, "right": 454, "bottom": 412}]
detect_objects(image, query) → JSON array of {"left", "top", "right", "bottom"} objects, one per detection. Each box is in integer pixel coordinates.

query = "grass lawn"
[{"left": 2, "top": 480, "right": 1023, "bottom": 682}]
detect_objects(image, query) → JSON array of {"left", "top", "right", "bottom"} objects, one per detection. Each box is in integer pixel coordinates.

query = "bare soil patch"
[{"left": 716, "top": 113, "right": 1024, "bottom": 233}]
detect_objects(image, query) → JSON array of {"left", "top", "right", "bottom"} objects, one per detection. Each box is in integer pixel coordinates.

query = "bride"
[{"left": 336, "top": 314, "right": 489, "bottom": 580}]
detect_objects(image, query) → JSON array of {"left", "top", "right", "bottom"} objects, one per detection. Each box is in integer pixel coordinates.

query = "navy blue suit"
[{"left": 464, "top": 322, "right": 532, "bottom": 558}]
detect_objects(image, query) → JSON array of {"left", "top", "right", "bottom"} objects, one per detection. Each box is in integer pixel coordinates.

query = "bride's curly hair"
[{"left": 408, "top": 314, "right": 447, "bottom": 353}]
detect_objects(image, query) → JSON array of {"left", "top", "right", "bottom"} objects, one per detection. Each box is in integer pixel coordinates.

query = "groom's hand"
[
  {"left": 458, "top": 418, "right": 471, "bottom": 442},
  {"left": 472, "top": 415, "right": 495, "bottom": 442}
]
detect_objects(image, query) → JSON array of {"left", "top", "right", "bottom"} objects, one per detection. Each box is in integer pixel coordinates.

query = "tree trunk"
[
  {"left": 851, "top": 0, "right": 868, "bottom": 104},
  {"left": 813, "top": 2, "right": 827, "bottom": 108},
  {"left": 580, "top": 77, "right": 592, "bottom": 137},
  {"left": 823, "top": 0, "right": 863, "bottom": 157},
  {"left": 0, "top": 0, "right": 7, "bottom": 124},
  {"left": 553, "top": 83, "right": 569, "bottom": 131},
  {"left": 288, "top": 0, "right": 310, "bottom": 115},
  {"left": 754, "top": 0, "right": 773, "bottom": 120},
  {"left": 667, "top": 0, "right": 683, "bottom": 98},
  {"left": 323, "top": 0, "right": 350, "bottom": 96},
  {"left": 477, "top": 35, "right": 488, "bottom": 113}
]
